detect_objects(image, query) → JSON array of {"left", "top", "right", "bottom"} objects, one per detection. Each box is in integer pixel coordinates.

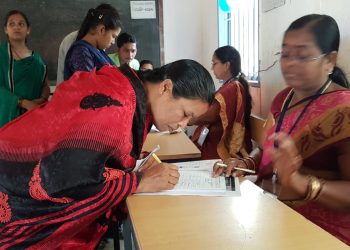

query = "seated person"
[
  {"left": 213, "top": 14, "right": 350, "bottom": 246},
  {"left": 189, "top": 46, "right": 252, "bottom": 160},
  {"left": 140, "top": 59, "right": 154, "bottom": 71},
  {"left": 109, "top": 32, "right": 140, "bottom": 70}
]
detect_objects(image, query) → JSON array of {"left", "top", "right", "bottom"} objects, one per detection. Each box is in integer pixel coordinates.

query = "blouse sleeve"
[{"left": 66, "top": 46, "right": 95, "bottom": 74}]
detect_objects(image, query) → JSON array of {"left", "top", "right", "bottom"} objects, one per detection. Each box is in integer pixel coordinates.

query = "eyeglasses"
[{"left": 279, "top": 52, "right": 326, "bottom": 63}]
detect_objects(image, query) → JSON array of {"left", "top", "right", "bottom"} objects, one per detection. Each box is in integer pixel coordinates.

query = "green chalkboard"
[{"left": 0, "top": 0, "right": 161, "bottom": 81}]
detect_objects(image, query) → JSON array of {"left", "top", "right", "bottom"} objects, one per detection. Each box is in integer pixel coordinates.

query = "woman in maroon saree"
[
  {"left": 0, "top": 60, "right": 215, "bottom": 249},
  {"left": 213, "top": 15, "right": 350, "bottom": 245},
  {"left": 190, "top": 46, "right": 252, "bottom": 160}
]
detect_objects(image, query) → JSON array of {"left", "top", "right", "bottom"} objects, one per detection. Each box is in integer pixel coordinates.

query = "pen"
[
  {"left": 133, "top": 145, "right": 160, "bottom": 172},
  {"left": 216, "top": 162, "right": 255, "bottom": 174},
  {"left": 151, "top": 153, "right": 162, "bottom": 164},
  {"left": 233, "top": 167, "right": 256, "bottom": 174}
]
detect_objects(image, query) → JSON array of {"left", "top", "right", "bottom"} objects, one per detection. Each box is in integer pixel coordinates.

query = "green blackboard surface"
[{"left": 0, "top": 0, "right": 160, "bottom": 81}]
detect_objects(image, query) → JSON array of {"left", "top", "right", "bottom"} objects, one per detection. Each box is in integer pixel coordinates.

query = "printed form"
[{"left": 137, "top": 159, "right": 241, "bottom": 196}]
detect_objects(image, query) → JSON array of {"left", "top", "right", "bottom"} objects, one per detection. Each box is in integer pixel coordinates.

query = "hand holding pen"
[
  {"left": 212, "top": 158, "right": 256, "bottom": 178},
  {"left": 135, "top": 146, "right": 180, "bottom": 193}
]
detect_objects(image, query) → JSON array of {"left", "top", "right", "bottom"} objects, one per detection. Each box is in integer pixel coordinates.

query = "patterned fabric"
[
  {"left": 64, "top": 40, "right": 115, "bottom": 80},
  {"left": 259, "top": 88, "right": 350, "bottom": 245},
  {"left": 0, "top": 41, "right": 47, "bottom": 127},
  {"left": 192, "top": 79, "right": 251, "bottom": 159},
  {"left": 0, "top": 65, "right": 151, "bottom": 249}
]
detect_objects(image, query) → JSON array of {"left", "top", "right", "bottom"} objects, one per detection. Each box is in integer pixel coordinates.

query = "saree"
[
  {"left": 259, "top": 87, "right": 350, "bottom": 245},
  {"left": 0, "top": 65, "right": 152, "bottom": 249},
  {"left": 0, "top": 41, "right": 47, "bottom": 128},
  {"left": 64, "top": 40, "right": 115, "bottom": 80},
  {"left": 193, "top": 79, "right": 251, "bottom": 159}
]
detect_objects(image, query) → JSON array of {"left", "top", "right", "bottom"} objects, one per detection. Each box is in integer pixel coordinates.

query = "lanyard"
[{"left": 274, "top": 78, "right": 332, "bottom": 148}]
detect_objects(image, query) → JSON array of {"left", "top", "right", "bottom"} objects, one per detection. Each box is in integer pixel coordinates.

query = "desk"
[
  {"left": 127, "top": 180, "right": 348, "bottom": 250},
  {"left": 142, "top": 131, "right": 201, "bottom": 160}
]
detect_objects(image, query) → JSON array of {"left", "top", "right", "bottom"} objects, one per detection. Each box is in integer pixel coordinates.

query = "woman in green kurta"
[{"left": 0, "top": 10, "right": 49, "bottom": 127}]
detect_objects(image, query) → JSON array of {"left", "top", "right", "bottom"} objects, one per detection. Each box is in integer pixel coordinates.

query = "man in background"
[{"left": 109, "top": 32, "right": 139, "bottom": 70}]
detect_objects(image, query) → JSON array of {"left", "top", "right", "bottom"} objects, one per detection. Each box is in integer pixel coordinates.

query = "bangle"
[
  {"left": 304, "top": 176, "right": 325, "bottom": 201},
  {"left": 17, "top": 99, "right": 23, "bottom": 107},
  {"left": 245, "top": 157, "right": 257, "bottom": 171}
]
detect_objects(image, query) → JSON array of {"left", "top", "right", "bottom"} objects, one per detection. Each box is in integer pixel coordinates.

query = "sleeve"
[
  {"left": 29, "top": 153, "right": 140, "bottom": 205},
  {"left": 66, "top": 46, "right": 95, "bottom": 75}
]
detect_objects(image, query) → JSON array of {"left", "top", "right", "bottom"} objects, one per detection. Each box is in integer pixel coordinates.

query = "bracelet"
[
  {"left": 241, "top": 158, "right": 250, "bottom": 169},
  {"left": 304, "top": 176, "right": 325, "bottom": 201},
  {"left": 245, "top": 157, "right": 257, "bottom": 171},
  {"left": 17, "top": 99, "right": 23, "bottom": 107}
]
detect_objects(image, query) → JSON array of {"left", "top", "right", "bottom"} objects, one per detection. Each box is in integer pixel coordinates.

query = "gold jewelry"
[{"left": 304, "top": 176, "right": 325, "bottom": 201}]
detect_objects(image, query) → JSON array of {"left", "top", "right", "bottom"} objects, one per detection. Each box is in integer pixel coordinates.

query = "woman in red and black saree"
[
  {"left": 213, "top": 15, "right": 350, "bottom": 245},
  {"left": 190, "top": 46, "right": 252, "bottom": 160},
  {"left": 0, "top": 59, "right": 215, "bottom": 249}
]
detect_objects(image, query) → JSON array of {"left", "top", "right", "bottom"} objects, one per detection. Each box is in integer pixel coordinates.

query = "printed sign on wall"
[{"left": 130, "top": 1, "right": 156, "bottom": 19}]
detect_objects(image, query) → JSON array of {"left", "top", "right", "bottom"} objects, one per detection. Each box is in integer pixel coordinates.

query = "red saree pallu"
[
  {"left": 193, "top": 79, "right": 251, "bottom": 160},
  {"left": 0, "top": 65, "right": 150, "bottom": 249},
  {"left": 259, "top": 88, "right": 350, "bottom": 245}
]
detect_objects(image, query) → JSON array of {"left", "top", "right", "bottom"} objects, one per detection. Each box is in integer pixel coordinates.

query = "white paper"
[
  {"left": 130, "top": 1, "right": 156, "bottom": 19},
  {"left": 136, "top": 159, "right": 241, "bottom": 196}
]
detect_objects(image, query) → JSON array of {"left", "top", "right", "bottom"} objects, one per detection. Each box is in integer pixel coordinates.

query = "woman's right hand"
[
  {"left": 212, "top": 158, "right": 246, "bottom": 177},
  {"left": 135, "top": 163, "right": 180, "bottom": 193}
]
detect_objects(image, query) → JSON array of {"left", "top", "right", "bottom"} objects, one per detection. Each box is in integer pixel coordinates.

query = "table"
[
  {"left": 127, "top": 179, "right": 349, "bottom": 250},
  {"left": 142, "top": 131, "right": 201, "bottom": 160}
]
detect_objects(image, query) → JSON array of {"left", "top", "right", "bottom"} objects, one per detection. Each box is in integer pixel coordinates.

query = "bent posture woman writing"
[
  {"left": 213, "top": 14, "right": 350, "bottom": 245},
  {"left": 0, "top": 59, "right": 215, "bottom": 249}
]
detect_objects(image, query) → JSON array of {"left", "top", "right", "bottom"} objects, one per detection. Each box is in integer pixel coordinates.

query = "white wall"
[
  {"left": 163, "top": 0, "right": 218, "bottom": 76},
  {"left": 259, "top": 0, "right": 350, "bottom": 117}
]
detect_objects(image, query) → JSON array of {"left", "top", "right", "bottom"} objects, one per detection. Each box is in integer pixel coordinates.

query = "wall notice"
[{"left": 130, "top": 1, "right": 156, "bottom": 19}]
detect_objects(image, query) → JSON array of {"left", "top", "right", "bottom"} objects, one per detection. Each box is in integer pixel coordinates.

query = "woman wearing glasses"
[
  {"left": 189, "top": 45, "right": 252, "bottom": 160},
  {"left": 214, "top": 14, "right": 350, "bottom": 245}
]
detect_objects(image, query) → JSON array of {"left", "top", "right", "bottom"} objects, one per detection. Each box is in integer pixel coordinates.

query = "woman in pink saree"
[{"left": 214, "top": 14, "right": 350, "bottom": 245}]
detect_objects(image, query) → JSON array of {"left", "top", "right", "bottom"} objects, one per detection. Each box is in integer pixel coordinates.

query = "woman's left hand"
[{"left": 268, "top": 132, "right": 303, "bottom": 188}]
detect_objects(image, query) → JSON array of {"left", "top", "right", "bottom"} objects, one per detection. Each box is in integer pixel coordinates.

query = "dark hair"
[
  {"left": 140, "top": 60, "right": 153, "bottom": 67},
  {"left": 117, "top": 32, "right": 137, "bottom": 48},
  {"left": 214, "top": 45, "right": 252, "bottom": 129},
  {"left": 76, "top": 4, "right": 121, "bottom": 41},
  {"left": 4, "top": 10, "right": 30, "bottom": 27},
  {"left": 139, "top": 59, "right": 215, "bottom": 104},
  {"left": 286, "top": 14, "right": 349, "bottom": 88}
]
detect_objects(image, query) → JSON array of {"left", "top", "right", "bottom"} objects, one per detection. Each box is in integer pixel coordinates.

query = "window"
[{"left": 218, "top": 0, "right": 259, "bottom": 81}]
